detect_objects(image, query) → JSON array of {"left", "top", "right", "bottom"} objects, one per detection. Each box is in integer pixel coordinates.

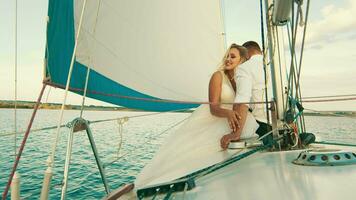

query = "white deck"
[{"left": 118, "top": 144, "right": 356, "bottom": 200}]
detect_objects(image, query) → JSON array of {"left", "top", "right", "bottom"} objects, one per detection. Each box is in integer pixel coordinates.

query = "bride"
[{"left": 135, "top": 44, "right": 258, "bottom": 188}]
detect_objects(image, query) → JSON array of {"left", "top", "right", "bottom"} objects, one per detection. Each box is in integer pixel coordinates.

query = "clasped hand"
[{"left": 227, "top": 110, "right": 240, "bottom": 132}]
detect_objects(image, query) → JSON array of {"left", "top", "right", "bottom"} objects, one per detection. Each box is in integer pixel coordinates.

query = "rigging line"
[
  {"left": 260, "top": 0, "right": 270, "bottom": 126},
  {"left": 1, "top": 107, "right": 192, "bottom": 137},
  {"left": 268, "top": 22, "right": 276, "bottom": 56},
  {"left": 219, "top": 0, "right": 227, "bottom": 48},
  {"left": 45, "top": 81, "right": 273, "bottom": 106},
  {"left": 45, "top": 87, "right": 51, "bottom": 103},
  {"left": 2, "top": 96, "right": 354, "bottom": 138},
  {"left": 285, "top": 22, "right": 293, "bottom": 98},
  {"left": 79, "top": 0, "right": 102, "bottom": 118},
  {"left": 46, "top": 0, "right": 88, "bottom": 176},
  {"left": 79, "top": 63, "right": 91, "bottom": 118},
  {"left": 285, "top": 19, "right": 305, "bottom": 131},
  {"left": 14, "top": 0, "right": 18, "bottom": 161},
  {"left": 313, "top": 141, "right": 356, "bottom": 147},
  {"left": 0, "top": 124, "right": 67, "bottom": 137},
  {"left": 2, "top": 84, "right": 47, "bottom": 200},
  {"left": 288, "top": 1, "right": 303, "bottom": 104},
  {"left": 264, "top": 4, "right": 274, "bottom": 65},
  {"left": 303, "top": 93, "right": 356, "bottom": 99},
  {"left": 288, "top": 1, "right": 295, "bottom": 98},
  {"left": 115, "top": 118, "right": 125, "bottom": 158},
  {"left": 291, "top": 5, "right": 304, "bottom": 105},
  {"left": 301, "top": 96, "right": 356, "bottom": 103},
  {"left": 296, "top": 0, "right": 309, "bottom": 90},
  {"left": 304, "top": 108, "right": 356, "bottom": 119},
  {"left": 294, "top": 0, "right": 310, "bottom": 133},
  {"left": 103, "top": 116, "right": 190, "bottom": 168},
  {"left": 287, "top": 13, "right": 306, "bottom": 133},
  {"left": 285, "top": 23, "right": 298, "bottom": 102},
  {"left": 90, "top": 108, "right": 192, "bottom": 124},
  {"left": 263, "top": 2, "right": 278, "bottom": 123}
]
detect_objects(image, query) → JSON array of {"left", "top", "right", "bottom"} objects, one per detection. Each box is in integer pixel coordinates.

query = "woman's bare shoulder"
[{"left": 211, "top": 71, "right": 223, "bottom": 80}]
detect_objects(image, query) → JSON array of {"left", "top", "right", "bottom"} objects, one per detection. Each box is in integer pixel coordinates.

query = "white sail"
[{"left": 46, "top": 0, "right": 226, "bottom": 110}]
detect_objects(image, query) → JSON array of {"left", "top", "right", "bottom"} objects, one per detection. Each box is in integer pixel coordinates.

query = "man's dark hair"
[{"left": 242, "top": 41, "right": 262, "bottom": 53}]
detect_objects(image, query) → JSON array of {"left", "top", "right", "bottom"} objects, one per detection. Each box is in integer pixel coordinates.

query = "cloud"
[
  {"left": 348, "top": 33, "right": 356, "bottom": 40},
  {"left": 306, "top": 0, "right": 356, "bottom": 46},
  {"left": 309, "top": 44, "right": 323, "bottom": 50}
]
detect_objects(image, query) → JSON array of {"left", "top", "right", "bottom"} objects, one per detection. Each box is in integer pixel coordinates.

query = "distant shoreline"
[
  {"left": 1, "top": 100, "right": 355, "bottom": 116},
  {"left": 0, "top": 100, "right": 193, "bottom": 113},
  {"left": 0, "top": 100, "right": 131, "bottom": 111}
]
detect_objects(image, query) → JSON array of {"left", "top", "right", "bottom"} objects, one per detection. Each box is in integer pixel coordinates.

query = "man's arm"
[
  {"left": 233, "top": 103, "right": 249, "bottom": 138},
  {"left": 220, "top": 67, "right": 252, "bottom": 149},
  {"left": 220, "top": 103, "right": 248, "bottom": 149}
]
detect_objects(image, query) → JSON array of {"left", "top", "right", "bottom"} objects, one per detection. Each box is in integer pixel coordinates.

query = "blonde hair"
[{"left": 218, "top": 43, "right": 248, "bottom": 70}]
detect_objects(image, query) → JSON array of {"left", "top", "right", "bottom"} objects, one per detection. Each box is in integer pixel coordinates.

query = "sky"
[{"left": 0, "top": 0, "right": 355, "bottom": 111}]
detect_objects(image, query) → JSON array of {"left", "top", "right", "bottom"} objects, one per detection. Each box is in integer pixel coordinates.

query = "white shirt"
[{"left": 234, "top": 55, "right": 267, "bottom": 123}]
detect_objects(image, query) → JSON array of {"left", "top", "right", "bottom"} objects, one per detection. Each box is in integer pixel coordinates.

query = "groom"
[{"left": 220, "top": 41, "right": 272, "bottom": 149}]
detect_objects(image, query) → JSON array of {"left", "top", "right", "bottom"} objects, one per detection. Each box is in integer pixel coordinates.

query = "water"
[{"left": 0, "top": 109, "right": 355, "bottom": 199}]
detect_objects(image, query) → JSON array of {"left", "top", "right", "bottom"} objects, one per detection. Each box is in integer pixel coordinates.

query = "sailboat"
[{"left": 3, "top": 0, "right": 356, "bottom": 200}]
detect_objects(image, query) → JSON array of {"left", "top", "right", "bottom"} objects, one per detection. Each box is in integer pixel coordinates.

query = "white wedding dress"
[{"left": 135, "top": 71, "right": 258, "bottom": 188}]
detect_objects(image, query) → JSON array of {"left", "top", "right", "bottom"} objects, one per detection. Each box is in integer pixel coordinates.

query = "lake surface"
[{"left": 0, "top": 109, "right": 355, "bottom": 199}]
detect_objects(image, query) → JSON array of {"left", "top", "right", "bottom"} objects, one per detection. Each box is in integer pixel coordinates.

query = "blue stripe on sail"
[{"left": 46, "top": 0, "right": 198, "bottom": 111}]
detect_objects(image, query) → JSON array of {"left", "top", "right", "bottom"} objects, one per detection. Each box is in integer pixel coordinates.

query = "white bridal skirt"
[{"left": 135, "top": 105, "right": 258, "bottom": 188}]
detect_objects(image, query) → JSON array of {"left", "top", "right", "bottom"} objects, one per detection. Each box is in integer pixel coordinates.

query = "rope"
[
  {"left": 287, "top": 123, "right": 299, "bottom": 148},
  {"left": 103, "top": 116, "right": 190, "bottom": 168},
  {"left": 115, "top": 117, "right": 128, "bottom": 157}
]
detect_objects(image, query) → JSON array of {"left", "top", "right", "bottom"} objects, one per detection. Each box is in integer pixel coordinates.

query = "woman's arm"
[{"left": 209, "top": 72, "right": 240, "bottom": 131}]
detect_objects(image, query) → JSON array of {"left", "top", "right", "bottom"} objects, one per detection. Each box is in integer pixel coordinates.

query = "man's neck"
[{"left": 248, "top": 51, "right": 262, "bottom": 59}]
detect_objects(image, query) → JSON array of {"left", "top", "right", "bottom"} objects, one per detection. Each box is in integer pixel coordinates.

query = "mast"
[{"left": 264, "top": 0, "right": 292, "bottom": 122}]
